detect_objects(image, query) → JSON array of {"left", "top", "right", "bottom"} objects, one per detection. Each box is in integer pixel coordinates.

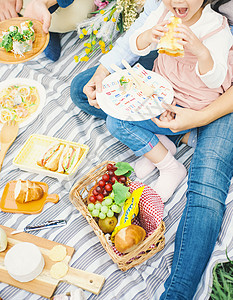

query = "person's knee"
[
  {"left": 70, "top": 74, "right": 85, "bottom": 105},
  {"left": 188, "top": 155, "right": 229, "bottom": 209},
  {"left": 106, "top": 116, "right": 122, "bottom": 138},
  {"left": 70, "top": 68, "right": 95, "bottom": 109}
]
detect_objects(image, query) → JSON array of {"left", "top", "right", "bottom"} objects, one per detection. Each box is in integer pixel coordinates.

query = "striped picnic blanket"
[{"left": 0, "top": 31, "right": 233, "bottom": 300}]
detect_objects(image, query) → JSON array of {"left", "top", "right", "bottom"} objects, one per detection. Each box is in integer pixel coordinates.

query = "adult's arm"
[
  {"left": 0, "top": 0, "right": 22, "bottom": 21},
  {"left": 100, "top": 0, "right": 161, "bottom": 73},
  {"left": 23, "top": 0, "right": 73, "bottom": 33},
  {"left": 153, "top": 84, "right": 233, "bottom": 132}
]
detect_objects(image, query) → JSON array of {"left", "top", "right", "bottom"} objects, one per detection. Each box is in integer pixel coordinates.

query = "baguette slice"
[
  {"left": 157, "top": 16, "right": 184, "bottom": 57},
  {"left": 14, "top": 180, "right": 44, "bottom": 203}
]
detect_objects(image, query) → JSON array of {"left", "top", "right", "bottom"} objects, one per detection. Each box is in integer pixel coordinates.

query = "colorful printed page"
[{"left": 98, "top": 63, "right": 174, "bottom": 121}]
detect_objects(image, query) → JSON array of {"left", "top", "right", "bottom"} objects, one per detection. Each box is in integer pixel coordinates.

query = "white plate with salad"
[{"left": 0, "top": 78, "right": 46, "bottom": 128}]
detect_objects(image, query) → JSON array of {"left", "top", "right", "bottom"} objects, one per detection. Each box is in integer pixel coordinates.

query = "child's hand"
[
  {"left": 158, "top": 100, "right": 176, "bottom": 122},
  {"left": 150, "top": 20, "right": 170, "bottom": 44},
  {"left": 159, "top": 109, "right": 175, "bottom": 122},
  {"left": 174, "top": 24, "right": 207, "bottom": 58}
]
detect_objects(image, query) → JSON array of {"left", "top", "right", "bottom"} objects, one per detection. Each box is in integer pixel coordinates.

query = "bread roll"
[
  {"left": 14, "top": 180, "right": 44, "bottom": 203},
  {"left": 114, "top": 225, "right": 146, "bottom": 253},
  {"left": 157, "top": 16, "right": 184, "bottom": 57}
]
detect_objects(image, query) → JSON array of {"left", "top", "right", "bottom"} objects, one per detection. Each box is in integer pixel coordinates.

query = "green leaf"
[
  {"left": 115, "top": 162, "right": 134, "bottom": 177},
  {"left": 112, "top": 181, "right": 129, "bottom": 205},
  {"left": 0, "top": 35, "right": 13, "bottom": 51},
  {"left": 117, "top": 14, "right": 124, "bottom": 33}
]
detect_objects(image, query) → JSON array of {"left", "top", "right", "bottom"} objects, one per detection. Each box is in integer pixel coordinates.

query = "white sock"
[
  {"left": 134, "top": 135, "right": 176, "bottom": 179},
  {"left": 152, "top": 151, "right": 187, "bottom": 202}
]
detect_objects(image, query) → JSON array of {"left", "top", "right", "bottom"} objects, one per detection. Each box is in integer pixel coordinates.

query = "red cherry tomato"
[
  {"left": 105, "top": 183, "right": 112, "bottom": 192},
  {"left": 111, "top": 175, "right": 118, "bottom": 184},
  {"left": 89, "top": 196, "right": 96, "bottom": 203},
  {"left": 119, "top": 176, "right": 127, "bottom": 183},
  {"left": 96, "top": 194, "right": 104, "bottom": 201},
  {"left": 103, "top": 189, "right": 109, "bottom": 197},
  {"left": 102, "top": 174, "right": 110, "bottom": 181},
  {"left": 96, "top": 186, "right": 103, "bottom": 193},
  {"left": 107, "top": 164, "right": 114, "bottom": 171},
  {"left": 99, "top": 180, "right": 106, "bottom": 187},
  {"left": 93, "top": 189, "right": 98, "bottom": 196},
  {"left": 108, "top": 170, "right": 115, "bottom": 177}
]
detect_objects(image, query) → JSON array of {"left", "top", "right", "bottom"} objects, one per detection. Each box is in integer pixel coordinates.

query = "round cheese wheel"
[
  {"left": 0, "top": 228, "right": 7, "bottom": 252},
  {"left": 4, "top": 242, "right": 44, "bottom": 282}
]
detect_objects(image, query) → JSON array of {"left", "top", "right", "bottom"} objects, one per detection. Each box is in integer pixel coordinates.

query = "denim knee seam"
[{"left": 115, "top": 120, "right": 159, "bottom": 156}]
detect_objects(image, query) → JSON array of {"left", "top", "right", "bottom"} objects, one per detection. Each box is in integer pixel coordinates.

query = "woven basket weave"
[{"left": 69, "top": 160, "right": 165, "bottom": 271}]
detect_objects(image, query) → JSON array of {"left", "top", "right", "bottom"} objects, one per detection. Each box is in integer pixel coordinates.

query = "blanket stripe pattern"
[{"left": 0, "top": 32, "right": 233, "bottom": 300}]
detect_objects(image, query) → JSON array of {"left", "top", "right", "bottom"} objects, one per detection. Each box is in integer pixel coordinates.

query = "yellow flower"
[
  {"left": 82, "top": 28, "right": 88, "bottom": 35},
  {"left": 101, "top": 41, "right": 106, "bottom": 47},
  {"left": 100, "top": 10, "right": 105, "bottom": 14},
  {"left": 109, "top": 44, "right": 113, "bottom": 50},
  {"left": 86, "top": 43, "right": 91, "bottom": 48},
  {"left": 79, "top": 34, "right": 84, "bottom": 39},
  {"left": 74, "top": 55, "right": 79, "bottom": 62},
  {"left": 93, "top": 30, "right": 98, "bottom": 35},
  {"left": 104, "top": 17, "right": 108, "bottom": 22},
  {"left": 105, "top": 50, "right": 109, "bottom": 53},
  {"left": 85, "top": 48, "right": 91, "bottom": 54},
  {"left": 99, "top": 40, "right": 103, "bottom": 46},
  {"left": 92, "top": 41, "right": 96, "bottom": 45},
  {"left": 83, "top": 56, "right": 89, "bottom": 61},
  {"left": 112, "top": 18, "right": 116, "bottom": 22}
]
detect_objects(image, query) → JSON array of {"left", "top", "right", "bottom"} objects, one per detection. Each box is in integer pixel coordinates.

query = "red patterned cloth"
[
  {"left": 109, "top": 181, "right": 164, "bottom": 256},
  {"left": 130, "top": 181, "right": 164, "bottom": 235}
]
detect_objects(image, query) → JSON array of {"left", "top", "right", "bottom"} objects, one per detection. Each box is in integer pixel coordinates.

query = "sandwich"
[
  {"left": 37, "top": 143, "right": 65, "bottom": 172},
  {"left": 37, "top": 143, "right": 81, "bottom": 174},
  {"left": 57, "top": 145, "right": 80, "bottom": 174},
  {"left": 157, "top": 16, "right": 184, "bottom": 57}
]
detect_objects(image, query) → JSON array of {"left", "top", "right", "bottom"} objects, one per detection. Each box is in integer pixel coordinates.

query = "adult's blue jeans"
[
  {"left": 70, "top": 57, "right": 233, "bottom": 299},
  {"left": 160, "top": 112, "right": 233, "bottom": 299}
]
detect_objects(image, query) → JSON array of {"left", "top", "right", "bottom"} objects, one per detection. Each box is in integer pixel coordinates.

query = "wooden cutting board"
[{"left": 0, "top": 225, "right": 105, "bottom": 298}]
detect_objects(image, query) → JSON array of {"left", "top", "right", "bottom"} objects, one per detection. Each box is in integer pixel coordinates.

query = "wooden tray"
[
  {"left": 0, "top": 225, "right": 105, "bottom": 298},
  {"left": 0, "top": 17, "right": 49, "bottom": 64},
  {"left": 0, "top": 181, "right": 59, "bottom": 214}
]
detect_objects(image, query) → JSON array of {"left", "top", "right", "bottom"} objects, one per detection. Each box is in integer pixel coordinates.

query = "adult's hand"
[
  {"left": 152, "top": 103, "right": 204, "bottom": 132},
  {"left": 83, "top": 64, "right": 110, "bottom": 109},
  {"left": 24, "top": 0, "right": 57, "bottom": 33},
  {"left": 0, "top": 0, "right": 22, "bottom": 21}
]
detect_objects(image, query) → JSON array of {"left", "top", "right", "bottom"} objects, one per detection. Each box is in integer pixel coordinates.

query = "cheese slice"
[
  {"left": 4, "top": 242, "right": 44, "bottom": 282},
  {"left": 49, "top": 245, "right": 67, "bottom": 262}
]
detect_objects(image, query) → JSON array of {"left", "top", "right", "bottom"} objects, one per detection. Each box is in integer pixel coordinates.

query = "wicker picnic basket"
[{"left": 69, "top": 160, "right": 165, "bottom": 271}]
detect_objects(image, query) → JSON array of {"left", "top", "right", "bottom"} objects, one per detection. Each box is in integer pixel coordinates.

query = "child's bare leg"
[
  {"left": 134, "top": 135, "right": 176, "bottom": 179},
  {"left": 181, "top": 132, "right": 190, "bottom": 145},
  {"left": 145, "top": 142, "right": 187, "bottom": 202}
]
